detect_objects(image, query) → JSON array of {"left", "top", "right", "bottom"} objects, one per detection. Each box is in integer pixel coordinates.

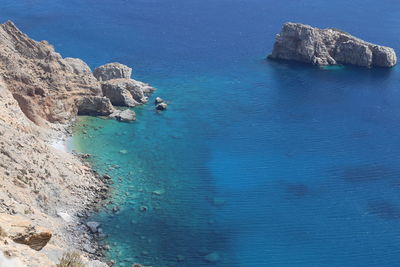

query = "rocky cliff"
[
  {"left": 0, "top": 20, "right": 156, "bottom": 266},
  {"left": 268, "top": 22, "right": 397, "bottom": 68},
  {"left": 0, "top": 78, "right": 109, "bottom": 266}
]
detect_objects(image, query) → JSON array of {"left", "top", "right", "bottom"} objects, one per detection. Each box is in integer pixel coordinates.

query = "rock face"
[
  {"left": 77, "top": 96, "right": 115, "bottom": 116},
  {"left": 99, "top": 77, "right": 155, "bottom": 108},
  {"left": 0, "top": 80, "right": 109, "bottom": 266},
  {"left": 0, "top": 214, "right": 51, "bottom": 251},
  {"left": 268, "top": 22, "right": 397, "bottom": 68},
  {"left": 101, "top": 79, "right": 146, "bottom": 107},
  {"left": 93, "top": 63, "right": 132, "bottom": 81},
  {"left": 0, "top": 21, "right": 103, "bottom": 125}
]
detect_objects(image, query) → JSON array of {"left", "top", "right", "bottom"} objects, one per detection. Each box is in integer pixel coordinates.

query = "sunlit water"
[{"left": 2, "top": 0, "right": 400, "bottom": 266}]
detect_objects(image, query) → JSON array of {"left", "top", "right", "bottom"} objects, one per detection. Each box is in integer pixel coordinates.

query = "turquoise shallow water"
[{"left": 3, "top": 0, "right": 400, "bottom": 266}]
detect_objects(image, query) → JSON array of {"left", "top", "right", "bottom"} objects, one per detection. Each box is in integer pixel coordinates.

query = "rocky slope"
[
  {"left": 0, "top": 20, "right": 155, "bottom": 266},
  {"left": 268, "top": 22, "right": 397, "bottom": 67},
  {"left": 0, "top": 79, "right": 109, "bottom": 266}
]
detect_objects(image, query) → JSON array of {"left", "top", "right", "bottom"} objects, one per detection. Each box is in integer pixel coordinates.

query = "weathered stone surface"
[
  {"left": 77, "top": 96, "right": 115, "bottom": 116},
  {"left": 268, "top": 22, "right": 397, "bottom": 68},
  {"left": 102, "top": 78, "right": 155, "bottom": 105},
  {"left": 64, "top": 57, "right": 92, "bottom": 75},
  {"left": 111, "top": 109, "right": 136, "bottom": 122},
  {"left": 93, "top": 63, "right": 132, "bottom": 81},
  {"left": 101, "top": 79, "right": 139, "bottom": 107},
  {"left": 0, "top": 21, "right": 103, "bottom": 125},
  {"left": 0, "top": 214, "right": 51, "bottom": 251}
]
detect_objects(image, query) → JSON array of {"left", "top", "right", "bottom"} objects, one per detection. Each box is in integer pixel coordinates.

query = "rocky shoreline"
[{"left": 0, "top": 20, "right": 154, "bottom": 266}]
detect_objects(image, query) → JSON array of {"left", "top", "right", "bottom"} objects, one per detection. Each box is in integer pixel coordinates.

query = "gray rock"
[
  {"left": 101, "top": 80, "right": 139, "bottom": 107},
  {"left": 93, "top": 63, "right": 132, "bottom": 81},
  {"left": 77, "top": 96, "right": 115, "bottom": 116},
  {"left": 64, "top": 57, "right": 92, "bottom": 74},
  {"left": 86, "top": 221, "right": 101, "bottom": 233},
  {"left": 156, "top": 102, "right": 168, "bottom": 111},
  {"left": 101, "top": 78, "right": 153, "bottom": 106},
  {"left": 268, "top": 22, "right": 397, "bottom": 67},
  {"left": 57, "top": 212, "right": 74, "bottom": 223},
  {"left": 111, "top": 109, "right": 136, "bottom": 122},
  {"left": 155, "top": 97, "right": 164, "bottom": 104}
]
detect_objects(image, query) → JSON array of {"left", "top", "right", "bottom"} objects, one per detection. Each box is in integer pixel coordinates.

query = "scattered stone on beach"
[
  {"left": 83, "top": 244, "right": 96, "bottom": 254},
  {"left": 203, "top": 252, "right": 221, "bottom": 263},
  {"left": 156, "top": 102, "right": 168, "bottom": 111},
  {"left": 268, "top": 22, "right": 397, "bottom": 67},
  {"left": 155, "top": 97, "right": 164, "bottom": 104},
  {"left": 57, "top": 212, "right": 74, "bottom": 223},
  {"left": 86, "top": 221, "right": 101, "bottom": 234},
  {"left": 93, "top": 63, "right": 132, "bottom": 81}
]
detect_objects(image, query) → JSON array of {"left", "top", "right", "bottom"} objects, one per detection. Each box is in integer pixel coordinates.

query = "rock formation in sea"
[
  {"left": 94, "top": 63, "right": 156, "bottom": 108},
  {"left": 268, "top": 22, "right": 397, "bottom": 67},
  {"left": 0, "top": 20, "right": 157, "bottom": 266}
]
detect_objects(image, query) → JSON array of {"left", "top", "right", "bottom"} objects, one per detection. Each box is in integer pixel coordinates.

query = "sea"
[{"left": 2, "top": 0, "right": 400, "bottom": 266}]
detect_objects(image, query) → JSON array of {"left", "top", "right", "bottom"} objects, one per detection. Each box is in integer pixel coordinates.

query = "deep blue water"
[{"left": 3, "top": 0, "right": 400, "bottom": 266}]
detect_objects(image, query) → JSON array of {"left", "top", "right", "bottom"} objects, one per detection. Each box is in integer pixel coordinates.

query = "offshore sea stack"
[{"left": 268, "top": 22, "right": 397, "bottom": 68}]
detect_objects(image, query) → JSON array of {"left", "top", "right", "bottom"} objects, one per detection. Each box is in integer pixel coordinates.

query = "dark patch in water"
[
  {"left": 368, "top": 200, "right": 400, "bottom": 220},
  {"left": 341, "top": 165, "right": 397, "bottom": 183},
  {"left": 282, "top": 182, "right": 313, "bottom": 198}
]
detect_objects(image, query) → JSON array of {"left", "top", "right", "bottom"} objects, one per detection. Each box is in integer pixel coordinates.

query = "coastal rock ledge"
[{"left": 268, "top": 22, "right": 397, "bottom": 68}]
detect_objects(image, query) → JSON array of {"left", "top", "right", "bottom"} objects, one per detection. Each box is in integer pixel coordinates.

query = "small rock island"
[{"left": 268, "top": 22, "right": 397, "bottom": 68}]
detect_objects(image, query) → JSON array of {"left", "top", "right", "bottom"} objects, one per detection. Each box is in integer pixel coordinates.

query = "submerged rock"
[
  {"left": 111, "top": 109, "right": 136, "bottom": 122},
  {"left": 93, "top": 63, "right": 132, "bottom": 81},
  {"left": 203, "top": 252, "right": 221, "bottom": 263},
  {"left": 268, "top": 22, "right": 397, "bottom": 67}
]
